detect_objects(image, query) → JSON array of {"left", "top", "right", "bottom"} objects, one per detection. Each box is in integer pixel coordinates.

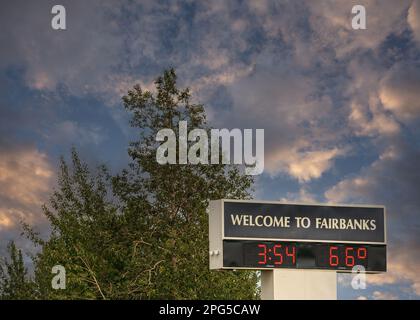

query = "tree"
[
  {"left": 0, "top": 241, "right": 33, "bottom": 299},
  {"left": 113, "top": 68, "right": 258, "bottom": 299},
  {"left": 27, "top": 150, "right": 154, "bottom": 299},
  {"left": 25, "top": 69, "right": 259, "bottom": 299}
]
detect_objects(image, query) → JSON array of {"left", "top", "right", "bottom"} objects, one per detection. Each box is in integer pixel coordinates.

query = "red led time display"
[
  {"left": 223, "top": 240, "right": 386, "bottom": 272},
  {"left": 255, "top": 243, "right": 296, "bottom": 267}
]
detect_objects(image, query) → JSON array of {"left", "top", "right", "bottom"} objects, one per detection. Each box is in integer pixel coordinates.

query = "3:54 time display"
[{"left": 255, "top": 243, "right": 296, "bottom": 266}]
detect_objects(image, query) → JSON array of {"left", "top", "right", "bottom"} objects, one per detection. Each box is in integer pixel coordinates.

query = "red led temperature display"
[
  {"left": 329, "top": 246, "right": 366, "bottom": 267},
  {"left": 314, "top": 244, "right": 369, "bottom": 269}
]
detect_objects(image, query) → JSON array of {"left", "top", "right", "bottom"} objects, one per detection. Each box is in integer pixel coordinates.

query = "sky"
[{"left": 1, "top": 0, "right": 420, "bottom": 300}]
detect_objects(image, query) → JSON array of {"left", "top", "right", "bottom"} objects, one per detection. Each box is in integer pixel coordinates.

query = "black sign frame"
[{"left": 222, "top": 200, "right": 386, "bottom": 245}]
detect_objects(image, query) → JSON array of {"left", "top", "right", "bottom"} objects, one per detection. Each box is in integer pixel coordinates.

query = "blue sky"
[{"left": 1, "top": 0, "right": 420, "bottom": 300}]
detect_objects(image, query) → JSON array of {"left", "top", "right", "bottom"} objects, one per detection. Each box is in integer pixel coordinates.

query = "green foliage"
[
  {"left": 0, "top": 242, "right": 34, "bottom": 299},
  {"left": 2, "top": 69, "right": 259, "bottom": 299}
]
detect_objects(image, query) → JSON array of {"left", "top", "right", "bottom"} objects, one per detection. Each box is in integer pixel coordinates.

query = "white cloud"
[
  {"left": 408, "top": 0, "right": 420, "bottom": 44},
  {"left": 269, "top": 147, "right": 346, "bottom": 182},
  {"left": 288, "top": 148, "right": 344, "bottom": 182},
  {"left": 349, "top": 100, "right": 400, "bottom": 137},
  {"left": 372, "top": 290, "right": 399, "bottom": 300},
  {"left": 344, "top": 55, "right": 401, "bottom": 138},
  {"left": 0, "top": 146, "right": 54, "bottom": 230},
  {"left": 379, "top": 62, "right": 420, "bottom": 121}
]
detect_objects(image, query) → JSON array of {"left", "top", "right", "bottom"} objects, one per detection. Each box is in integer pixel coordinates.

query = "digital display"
[{"left": 223, "top": 240, "right": 386, "bottom": 272}]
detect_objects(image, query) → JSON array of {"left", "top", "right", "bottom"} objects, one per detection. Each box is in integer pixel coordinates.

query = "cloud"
[
  {"left": 379, "top": 62, "right": 420, "bottom": 121},
  {"left": 0, "top": 145, "right": 54, "bottom": 231},
  {"left": 0, "top": 0, "right": 414, "bottom": 108},
  {"left": 288, "top": 148, "right": 345, "bottom": 182},
  {"left": 325, "top": 142, "right": 420, "bottom": 296},
  {"left": 355, "top": 290, "right": 398, "bottom": 300},
  {"left": 244, "top": 0, "right": 411, "bottom": 70},
  {"left": 195, "top": 0, "right": 414, "bottom": 183},
  {"left": 408, "top": 0, "right": 420, "bottom": 44},
  {"left": 349, "top": 99, "right": 400, "bottom": 137},
  {"left": 45, "top": 121, "right": 105, "bottom": 146},
  {"left": 280, "top": 187, "right": 318, "bottom": 203},
  {"left": 305, "top": 0, "right": 411, "bottom": 58},
  {"left": 372, "top": 290, "right": 399, "bottom": 300},
  {"left": 269, "top": 148, "right": 346, "bottom": 182},
  {"left": 0, "top": 0, "right": 124, "bottom": 99},
  {"left": 325, "top": 143, "right": 420, "bottom": 208},
  {"left": 0, "top": 0, "right": 260, "bottom": 108},
  {"left": 1, "top": 0, "right": 420, "bottom": 299},
  {"left": 346, "top": 61, "right": 399, "bottom": 136},
  {"left": 213, "top": 57, "right": 347, "bottom": 181},
  {"left": 368, "top": 244, "right": 420, "bottom": 296},
  {"left": 0, "top": 143, "right": 54, "bottom": 266},
  {"left": 343, "top": 53, "right": 401, "bottom": 138}
]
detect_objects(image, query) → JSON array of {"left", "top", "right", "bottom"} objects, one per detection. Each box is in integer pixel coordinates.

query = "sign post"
[
  {"left": 261, "top": 269, "right": 337, "bottom": 300},
  {"left": 208, "top": 199, "right": 386, "bottom": 300}
]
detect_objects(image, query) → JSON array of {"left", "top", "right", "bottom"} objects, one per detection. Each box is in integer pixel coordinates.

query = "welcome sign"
[
  {"left": 209, "top": 200, "right": 387, "bottom": 272},
  {"left": 223, "top": 201, "right": 385, "bottom": 243}
]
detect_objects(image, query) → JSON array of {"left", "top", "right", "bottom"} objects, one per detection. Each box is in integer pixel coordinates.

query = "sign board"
[{"left": 209, "top": 199, "right": 386, "bottom": 272}]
